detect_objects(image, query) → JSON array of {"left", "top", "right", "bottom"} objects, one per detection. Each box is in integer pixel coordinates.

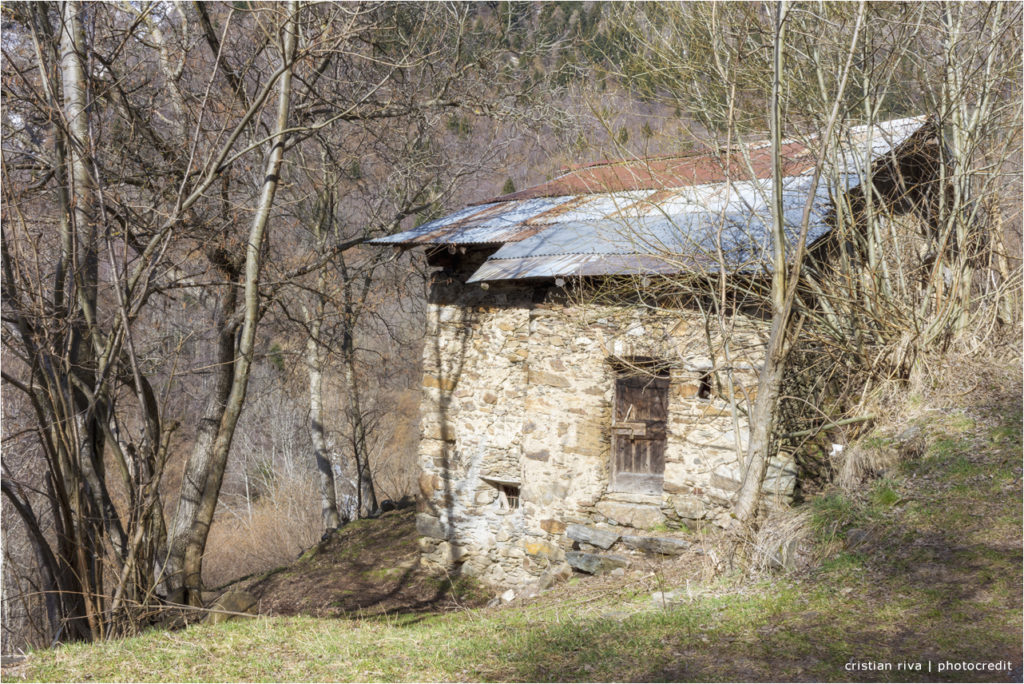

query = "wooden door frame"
[{"left": 610, "top": 369, "right": 669, "bottom": 494}]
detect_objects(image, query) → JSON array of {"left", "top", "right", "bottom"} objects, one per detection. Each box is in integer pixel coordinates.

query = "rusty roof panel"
[
  {"left": 486, "top": 142, "right": 815, "bottom": 202},
  {"left": 485, "top": 116, "right": 926, "bottom": 203}
]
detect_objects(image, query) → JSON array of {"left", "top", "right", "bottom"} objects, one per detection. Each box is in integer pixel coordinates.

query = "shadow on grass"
[
  {"left": 242, "top": 508, "right": 487, "bottom": 624},
  {"left": 484, "top": 528, "right": 1020, "bottom": 683},
  {"left": 492, "top": 396, "right": 1023, "bottom": 683}
]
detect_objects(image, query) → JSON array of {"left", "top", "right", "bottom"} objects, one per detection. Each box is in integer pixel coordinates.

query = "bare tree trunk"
[
  {"left": 733, "top": 0, "right": 866, "bottom": 524},
  {"left": 302, "top": 176, "right": 342, "bottom": 531},
  {"left": 732, "top": 0, "right": 790, "bottom": 525},
  {"left": 161, "top": 280, "right": 238, "bottom": 600},
  {"left": 342, "top": 329, "right": 378, "bottom": 518},
  {"left": 304, "top": 295, "right": 342, "bottom": 530},
  {"left": 333, "top": 250, "right": 379, "bottom": 519},
  {"left": 58, "top": 1, "right": 119, "bottom": 636},
  {"left": 165, "top": 1, "right": 299, "bottom": 604},
  {"left": 180, "top": 2, "right": 298, "bottom": 600}
]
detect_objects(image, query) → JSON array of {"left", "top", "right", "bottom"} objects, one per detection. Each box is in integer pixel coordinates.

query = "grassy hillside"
[{"left": 6, "top": 367, "right": 1021, "bottom": 683}]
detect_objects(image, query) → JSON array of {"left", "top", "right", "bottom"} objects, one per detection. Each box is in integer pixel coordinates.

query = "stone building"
[{"left": 372, "top": 117, "right": 936, "bottom": 589}]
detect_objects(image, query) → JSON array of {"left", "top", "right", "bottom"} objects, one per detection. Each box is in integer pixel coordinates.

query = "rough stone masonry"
[{"left": 414, "top": 270, "right": 797, "bottom": 589}]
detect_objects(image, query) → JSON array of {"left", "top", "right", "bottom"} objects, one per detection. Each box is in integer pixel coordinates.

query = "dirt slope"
[{"left": 238, "top": 509, "right": 487, "bottom": 618}]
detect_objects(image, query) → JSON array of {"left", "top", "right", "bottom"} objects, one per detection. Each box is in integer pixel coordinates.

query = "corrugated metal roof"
[
  {"left": 371, "top": 116, "right": 930, "bottom": 282},
  {"left": 371, "top": 197, "right": 577, "bottom": 245},
  {"left": 466, "top": 175, "right": 844, "bottom": 282}
]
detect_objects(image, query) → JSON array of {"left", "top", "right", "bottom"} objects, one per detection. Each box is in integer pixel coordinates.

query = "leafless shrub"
[{"left": 583, "top": 1, "right": 1022, "bottom": 522}]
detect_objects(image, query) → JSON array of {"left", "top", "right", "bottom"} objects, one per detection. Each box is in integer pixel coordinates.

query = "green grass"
[
  {"left": 10, "top": 590, "right": 792, "bottom": 681},
  {"left": 15, "top": 559, "right": 1016, "bottom": 683},
  {"left": 860, "top": 433, "right": 894, "bottom": 452},
  {"left": 9, "top": 398, "right": 1022, "bottom": 682},
  {"left": 989, "top": 424, "right": 1021, "bottom": 445},
  {"left": 868, "top": 479, "right": 901, "bottom": 508}
]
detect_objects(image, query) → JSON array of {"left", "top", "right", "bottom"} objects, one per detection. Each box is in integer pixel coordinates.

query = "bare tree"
[
  {"left": 273, "top": 2, "right": 570, "bottom": 527},
  {"left": 4, "top": 0, "right": 328, "bottom": 633},
  {"left": 3, "top": 3, "right": 577, "bottom": 640},
  {"left": 162, "top": 0, "right": 301, "bottom": 605},
  {"left": 589, "top": 0, "right": 1020, "bottom": 524},
  {"left": 732, "top": 0, "right": 868, "bottom": 522},
  {"left": 2, "top": 0, "right": 181, "bottom": 640}
]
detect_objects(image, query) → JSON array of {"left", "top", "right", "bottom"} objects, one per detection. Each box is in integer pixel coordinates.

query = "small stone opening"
[
  {"left": 697, "top": 373, "right": 712, "bottom": 400},
  {"left": 498, "top": 484, "right": 520, "bottom": 510}
]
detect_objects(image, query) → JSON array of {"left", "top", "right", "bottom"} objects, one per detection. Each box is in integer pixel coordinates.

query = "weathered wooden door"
[{"left": 611, "top": 374, "right": 668, "bottom": 494}]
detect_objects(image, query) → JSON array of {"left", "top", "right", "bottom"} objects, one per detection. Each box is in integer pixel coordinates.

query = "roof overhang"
[{"left": 371, "top": 116, "right": 932, "bottom": 283}]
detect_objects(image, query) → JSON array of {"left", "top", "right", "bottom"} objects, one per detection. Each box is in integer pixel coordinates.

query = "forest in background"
[{"left": 1, "top": 1, "right": 1020, "bottom": 654}]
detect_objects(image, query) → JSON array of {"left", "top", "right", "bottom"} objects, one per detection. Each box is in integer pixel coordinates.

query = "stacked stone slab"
[{"left": 415, "top": 275, "right": 797, "bottom": 588}]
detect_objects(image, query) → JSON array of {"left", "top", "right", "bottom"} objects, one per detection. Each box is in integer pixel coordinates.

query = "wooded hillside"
[{"left": 2, "top": 0, "right": 1020, "bottom": 659}]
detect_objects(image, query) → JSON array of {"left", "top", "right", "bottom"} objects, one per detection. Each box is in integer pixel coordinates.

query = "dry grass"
[
  {"left": 203, "top": 474, "right": 323, "bottom": 589},
  {"left": 749, "top": 507, "right": 818, "bottom": 574},
  {"left": 832, "top": 442, "right": 893, "bottom": 492},
  {"left": 753, "top": 343, "right": 1022, "bottom": 580},
  {"left": 829, "top": 341, "right": 1021, "bottom": 491}
]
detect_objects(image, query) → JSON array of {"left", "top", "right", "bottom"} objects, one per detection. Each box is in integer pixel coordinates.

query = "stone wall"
[{"left": 415, "top": 272, "right": 797, "bottom": 588}]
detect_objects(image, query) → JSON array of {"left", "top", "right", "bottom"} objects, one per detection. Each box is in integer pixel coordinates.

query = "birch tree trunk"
[
  {"left": 301, "top": 178, "right": 343, "bottom": 532},
  {"left": 304, "top": 291, "right": 342, "bottom": 530},
  {"left": 58, "top": 1, "right": 114, "bottom": 636}
]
